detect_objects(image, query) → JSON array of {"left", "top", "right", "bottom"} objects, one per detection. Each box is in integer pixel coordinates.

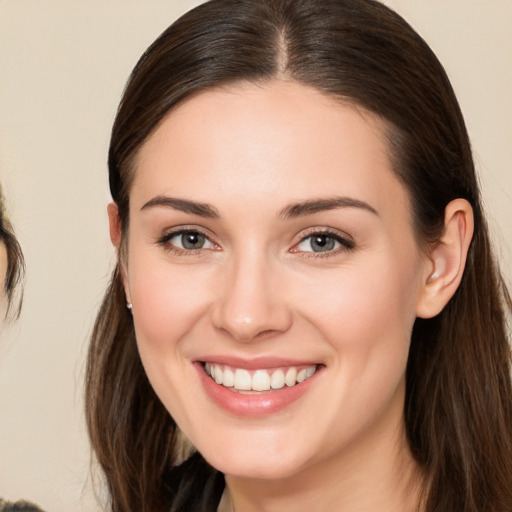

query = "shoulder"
[{"left": 0, "top": 498, "right": 45, "bottom": 512}]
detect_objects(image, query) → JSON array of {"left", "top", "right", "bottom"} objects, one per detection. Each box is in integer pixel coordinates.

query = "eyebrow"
[
  {"left": 280, "top": 196, "right": 378, "bottom": 219},
  {"left": 140, "top": 195, "right": 378, "bottom": 220},
  {"left": 141, "top": 196, "right": 220, "bottom": 218}
]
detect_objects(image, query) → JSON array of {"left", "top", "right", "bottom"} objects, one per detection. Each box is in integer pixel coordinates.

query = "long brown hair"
[
  {"left": 85, "top": 1, "right": 512, "bottom": 511},
  {"left": 0, "top": 183, "right": 24, "bottom": 319}
]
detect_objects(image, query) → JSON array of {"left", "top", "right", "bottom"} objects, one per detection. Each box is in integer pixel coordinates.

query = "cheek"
[
  {"left": 295, "top": 249, "right": 422, "bottom": 381},
  {"left": 287, "top": 254, "right": 422, "bottom": 451},
  {"left": 304, "top": 257, "right": 418, "bottom": 327},
  {"left": 127, "top": 250, "right": 215, "bottom": 357},
  {"left": 126, "top": 250, "right": 217, "bottom": 426}
]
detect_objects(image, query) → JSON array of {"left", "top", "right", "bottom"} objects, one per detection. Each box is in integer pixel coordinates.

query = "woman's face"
[{"left": 120, "top": 81, "right": 430, "bottom": 479}]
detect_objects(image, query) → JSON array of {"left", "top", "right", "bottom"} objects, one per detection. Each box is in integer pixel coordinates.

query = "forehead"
[{"left": 132, "top": 80, "right": 411, "bottom": 220}]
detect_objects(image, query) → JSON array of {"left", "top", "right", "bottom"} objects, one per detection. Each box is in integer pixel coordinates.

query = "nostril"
[{"left": 255, "top": 329, "right": 282, "bottom": 339}]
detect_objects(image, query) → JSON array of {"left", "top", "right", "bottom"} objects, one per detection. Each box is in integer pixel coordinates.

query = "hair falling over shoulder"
[
  {"left": 85, "top": 265, "right": 180, "bottom": 512},
  {"left": 85, "top": 1, "right": 512, "bottom": 511}
]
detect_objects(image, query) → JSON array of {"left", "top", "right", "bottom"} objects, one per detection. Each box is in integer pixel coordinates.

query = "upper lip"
[{"left": 196, "top": 355, "right": 321, "bottom": 370}]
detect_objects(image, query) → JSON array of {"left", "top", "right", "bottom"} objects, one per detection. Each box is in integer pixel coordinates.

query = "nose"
[{"left": 211, "top": 252, "right": 293, "bottom": 342}]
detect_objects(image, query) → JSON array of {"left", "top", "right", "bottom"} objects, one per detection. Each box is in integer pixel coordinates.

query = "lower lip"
[{"left": 195, "top": 363, "right": 320, "bottom": 418}]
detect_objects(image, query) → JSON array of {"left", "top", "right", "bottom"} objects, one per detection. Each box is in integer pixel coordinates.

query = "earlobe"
[{"left": 416, "top": 198, "right": 474, "bottom": 319}]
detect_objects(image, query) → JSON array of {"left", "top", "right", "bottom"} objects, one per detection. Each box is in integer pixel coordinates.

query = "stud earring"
[{"left": 126, "top": 302, "right": 133, "bottom": 310}]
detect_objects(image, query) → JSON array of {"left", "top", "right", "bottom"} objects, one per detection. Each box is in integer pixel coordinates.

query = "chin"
[{"left": 199, "top": 442, "right": 310, "bottom": 480}]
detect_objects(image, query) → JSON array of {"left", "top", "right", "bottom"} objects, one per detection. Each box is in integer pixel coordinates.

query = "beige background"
[{"left": 0, "top": 1, "right": 510, "bottom": 511}]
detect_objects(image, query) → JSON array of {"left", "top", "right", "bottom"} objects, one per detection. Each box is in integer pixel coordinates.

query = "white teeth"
[
  {"left": 270, "top": 369, "right": 285, "bottom": 389},
  {"left": 204, "top": 363, "right": 318, "bottom": 391},
  {"left": 234, "top": 369, "right": 252, "bottom": 390},
  {"left": 223, "top": 367, "right": 235, "bottom": 387},
  {"left": 252, "top": 370, "right": 271, "bottom": 391},
  {"left": 214, "top": 365, "right": 224, "bottom": 384},
  {"left": 306, "top": 366, "right": 316, "bottom": 378},
  {"left": 296, "top": 368, "right": 307, "bottom": 383},
  {"left": 285, "top": 367, "right": 297, "bottom": 387}
]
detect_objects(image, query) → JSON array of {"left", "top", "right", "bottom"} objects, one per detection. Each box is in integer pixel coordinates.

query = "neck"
[{"left": 223, "top": 401, "right": 423, "bottom": 512}]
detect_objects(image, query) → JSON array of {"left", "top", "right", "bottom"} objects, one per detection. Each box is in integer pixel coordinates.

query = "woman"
[
  {"left": 85, "top": 0, "right": 512, "bottom": 511},
  {"left": 0, "top": 184, "right": 24, "bottom": 320},
  {"left": 1, "top": 189, "right": 43, "bottom": 512}
]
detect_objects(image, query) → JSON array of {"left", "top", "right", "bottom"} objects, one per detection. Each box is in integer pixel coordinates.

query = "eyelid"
[
  {"left": 155, "top": 225, "right": 354, "bottom": 257},
  {"left": 156, "top": 226, "right": 220, "bottom": 253},
  {"left": 290, "top": 227, "right": 355, "bottom": 256}
]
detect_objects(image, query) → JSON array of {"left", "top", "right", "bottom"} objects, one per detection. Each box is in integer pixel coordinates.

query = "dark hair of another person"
[
  {"left": 85, "top": 1, "right": 512, "bottom": 511},
  {"left": 0, "top": 184, "right": 24, "bottom": 319}
]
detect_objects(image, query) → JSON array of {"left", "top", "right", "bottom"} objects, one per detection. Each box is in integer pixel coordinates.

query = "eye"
[
  {"left": 160, "top": 229, "right": 217, "bottom": 252},
  {"left": 294, "top": 231, "right": 354, "bottom": 254}
]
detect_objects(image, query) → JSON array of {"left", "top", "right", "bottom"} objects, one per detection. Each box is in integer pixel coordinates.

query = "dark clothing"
[
  {"left": 0, "top": 455, "right": 221, "bottom": 512},
  {"left": 166, "top": 452, "right": 224, "bottom": 512}
]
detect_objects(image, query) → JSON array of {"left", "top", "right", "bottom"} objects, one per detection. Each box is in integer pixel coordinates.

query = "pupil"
[
  {"left": 183, "top": 232, "right": 204, "bottom": 249},
  {"left": 312, "top": 235, "right": 334, "bottom": 252}
]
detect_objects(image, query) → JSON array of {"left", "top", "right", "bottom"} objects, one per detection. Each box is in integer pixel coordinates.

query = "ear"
[
  {"left": 107, "top": 202, "right": 132, "bottom": 304},
  {"left": 107, "top": 202, "right": 122, "bottom": 249},
  {"left": 416, "top": 198, "right": 474, "bottom": 319}
]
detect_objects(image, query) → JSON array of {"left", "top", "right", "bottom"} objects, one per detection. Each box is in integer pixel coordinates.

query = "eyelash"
[
  {"left": 157, "top": 228, "right": 219, "bottom": 256},
  {"left": 292, "top": 229, "right": 355, "bottom": 259},
  {"left": 156, "top": 228, "right": 355, "bottom": 258}
]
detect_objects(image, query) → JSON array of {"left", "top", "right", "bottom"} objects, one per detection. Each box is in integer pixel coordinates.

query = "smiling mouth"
[{"left": 203, "top": 362, "right": 319, "bottom": 393}]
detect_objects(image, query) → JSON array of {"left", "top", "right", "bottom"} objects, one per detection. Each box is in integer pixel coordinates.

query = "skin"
[
  {"left": 0, "top": 241, "right": 7, "bottom": 312},
  {"left": 109, "top": 81, "right": 473, "bottom": 512}
]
